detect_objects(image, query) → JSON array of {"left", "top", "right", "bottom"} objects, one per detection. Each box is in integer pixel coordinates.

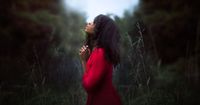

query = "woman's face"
[{"left": 85, "top": 22, "right": 95, "bottom": 34}]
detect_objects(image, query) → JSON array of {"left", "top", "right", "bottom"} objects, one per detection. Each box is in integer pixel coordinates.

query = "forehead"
[{"left": 87, "top": 21, "right": 94, "bottom": 24}]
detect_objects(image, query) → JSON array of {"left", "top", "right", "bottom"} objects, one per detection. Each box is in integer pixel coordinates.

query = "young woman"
[{"left": 79, "top": 14, "right": 122, "bottom": 105}]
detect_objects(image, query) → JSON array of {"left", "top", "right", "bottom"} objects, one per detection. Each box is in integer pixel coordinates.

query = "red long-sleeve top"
[{"left": 82, "top": 47, "right": 122, "bottom": 105}]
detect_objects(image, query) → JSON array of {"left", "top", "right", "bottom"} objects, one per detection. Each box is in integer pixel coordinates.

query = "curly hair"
[{"left": 85, "top": 14, "right": 120, "bottom": 66}]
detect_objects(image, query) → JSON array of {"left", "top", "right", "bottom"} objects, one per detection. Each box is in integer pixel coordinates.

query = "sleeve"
[{"left": 82, "top": 48, "right": 107, "bottom": 92}]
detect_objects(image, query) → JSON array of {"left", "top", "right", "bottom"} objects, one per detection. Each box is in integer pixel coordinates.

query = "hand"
[{"left": 79, "top": 45, "right": 91, "bottom": 61}]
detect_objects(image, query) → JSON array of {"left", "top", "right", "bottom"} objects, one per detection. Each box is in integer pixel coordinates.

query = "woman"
[{"left": 79, "top": 14, "right": 122, "bottom": 105}]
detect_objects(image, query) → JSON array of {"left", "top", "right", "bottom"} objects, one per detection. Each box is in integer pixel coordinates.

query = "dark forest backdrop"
[{"left": 0, "top": 0, "right": 199, "bottom": 105}]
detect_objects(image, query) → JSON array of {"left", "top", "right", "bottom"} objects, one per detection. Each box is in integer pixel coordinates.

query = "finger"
[
  {"left": 83, "top": 46, "right": 86, "bottom": 49},
  {"left": 79, "top": 51, "right": 84, "bottom": 55},
  {"left": 79, "top": 48, "right": 84, "bottom": 53},
  {"left": 82, "top": 46, "right": 85, "bottom": 50},
  {"left": 83, "top": 46, "right": 87, "bottom": 51},
  {"left": 82, "top": 48, "right": 85, "bottom": 52},
  {"left": 80, "top": 48, "right": 85, "bottom": 54},
  {"left": 79, "top": 48, "right": 83, "bottom": 52},
  {"left": 81, "top": 47, "right": 85, "bottom": 51}
]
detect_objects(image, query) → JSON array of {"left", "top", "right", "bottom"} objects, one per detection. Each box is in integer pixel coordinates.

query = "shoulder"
[
  {"left": 93, "top": 47, "right": 112, "bottom": 64},
  {"left": 93, "top": 47, "right": 105, "bottom": 55},
  {"left": 92, "top": 47, "right": 106, "bottom": 59}
]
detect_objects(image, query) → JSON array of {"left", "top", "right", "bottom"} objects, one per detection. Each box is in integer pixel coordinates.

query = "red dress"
[{"left": 82, "top": 47, "right": 122, "bottom": 105}]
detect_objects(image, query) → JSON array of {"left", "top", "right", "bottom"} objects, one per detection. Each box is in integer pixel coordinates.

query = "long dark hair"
[{"left": 85, "top": 14, "right": 120, "bottom": 66}]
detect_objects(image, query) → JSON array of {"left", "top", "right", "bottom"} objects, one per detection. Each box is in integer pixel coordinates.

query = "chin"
[{"left": 85, "top": 32, "right": 93, "bottom": 36}]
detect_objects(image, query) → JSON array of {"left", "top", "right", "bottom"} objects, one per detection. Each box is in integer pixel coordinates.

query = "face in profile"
[{"left": 84, "top": 22, "right": 95, "bottom": 34}]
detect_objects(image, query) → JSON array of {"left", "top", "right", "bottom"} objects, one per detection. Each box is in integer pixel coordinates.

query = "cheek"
[
  {"left": 88, "top": 27, "right": 94, "bottom": 32},
  {"left": 90, "top": 27, "right": 95, "bottom": 33},
  {"left": 85, "top": 27, "right": 93, "bottom": 34},
  {"left": 91, "top": 26, "right": 95, "bottom": 31}
]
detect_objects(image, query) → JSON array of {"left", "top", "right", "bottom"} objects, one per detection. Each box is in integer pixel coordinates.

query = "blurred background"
[{"left": 0, "top": 0, "right": 199, "bottom": 105}]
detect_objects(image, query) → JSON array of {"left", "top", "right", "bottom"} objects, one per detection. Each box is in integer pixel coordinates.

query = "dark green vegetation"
[{"left": 0, "top": 0, "right": 199, "bottom": 105}]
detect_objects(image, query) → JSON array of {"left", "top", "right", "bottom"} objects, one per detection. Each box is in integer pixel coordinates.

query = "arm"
[
  {"left": 82, "top": 48, "right": 108, "bottom": 92},
  {"left": 79, "top": 45, "right": 90, "bottom": 72}
]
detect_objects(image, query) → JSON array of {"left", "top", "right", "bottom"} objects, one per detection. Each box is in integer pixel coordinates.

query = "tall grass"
[
  {"left": 113, "top": 22, "right": 198, "bottom": 105},
  {"left": 0, "top": 84, "right": 86, "bottom": 105}
]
